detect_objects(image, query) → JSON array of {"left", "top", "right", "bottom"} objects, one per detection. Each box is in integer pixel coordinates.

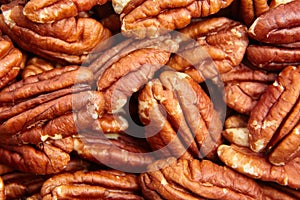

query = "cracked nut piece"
[
  {"left": 167, "top": 17, "right": 248, "bottom": 83},
  {"left": 113, "top": 0, "right": 234, "bottom": 38},
  {"left": 90, "top": 34, "right": 178, "bottom": 113},
  {"left": 218, "top": 144, "right": 300, "bottom": 189},
  {"left": 138, "top": 71, "right": 223, "bottom": 160},
  {"left": 248, "top": 66, "right": 300, "bottom": 165},
  {"left": 248, "top": 1, "right": 300, "bottom": 45},
  {"left": 21, "top": 57, "right": 56, "bottom": 79},
  {"left": 23, "top": 0, "right": 109, "bottom": 23},
  {"left": 220, "top": 63, "right": 277, "bottom": 114},
  {"left": 0, "top": 31, "right": 22, "bottom": 90},
  {"left": 139, "top": 157, "right": 264, "bottom": 200},
  {"left": 0, "top": 2, "right": 111, "bottom": 64},
  {"left": 40, "top": 170, "right": 143, "bottom": 199}
]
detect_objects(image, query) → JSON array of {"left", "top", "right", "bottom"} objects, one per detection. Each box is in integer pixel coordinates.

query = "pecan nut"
[
  {"left": 138, "top": 71, "right": 223, "bottom": 160},
  {"left": 0, "top": 2, "right": 112, "bottom": 64},
  {"left": 113, "top": 0, "right": 234, "bottom": 38},
  {"left": 40, "top": 170, "right": 143, "bottom": 199},
  {"left": 218, "top": 144, "right": 300, "bottom": 189},
  {"left": 221, "top": 63, "right": 277, "bottom": 114},
  {"left": 259, "top": 182, "right": 300, "bottom": 200},
  {"left": 23, "top": 0, "right": 109, "bottom": 23},
  {"left": 139, "top": 157, "right": 264, "bottom": 200},
  {"left": 21, "top": 57, "right": 56, "bottom": 79},
  {"left": 167, "top": 17, "right": 248, "bottom": 83},
  {"left": 248, "top": 66, "right": 300, "bottom": 165}
]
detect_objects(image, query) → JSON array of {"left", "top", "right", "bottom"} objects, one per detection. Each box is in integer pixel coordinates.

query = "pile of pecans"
[{"left": 0, "top": 0, "right": 299, "bottom": 199}]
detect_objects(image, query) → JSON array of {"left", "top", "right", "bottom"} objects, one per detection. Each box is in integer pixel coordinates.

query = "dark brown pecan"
[
  {"left": 0, "top": 31, "right": 22, "bottom": 90},
  {"left": 248, "top": 66, "right": 300, "bottom": 165},
  {"left": 21, "top": 57, "right": 56, "bottom": 79},
  {"left": 167, "top": 17, "right": 248, "bottom": 83},
  {"left": 23, "top": 0, "right": 109, "bottom": 23},
  {"left": 90, "top": 34, "right": 178, "bottom": 113},
  {"left": 0, "top": 164, "right": 14, "bottom": 175},
  {"left": 221, "top": 63, "right": 277, "bottom": 114},
  {"left": 218, "top": 144, "right": 300, "bottom": 189},
  {"left": 112, "top": 0, "right": 234, "bottom": 38},
  {"left": 222, "top": 114, "right": 250, "bottom": 147},
  {"left": 40, "top": 170, "right": 143, "bottom": 199},
  {"left": 0, "top": 2, "right": 111, "bottom": 64},
  {"left": 140, "top": 157, "right": 264, "bottom": 200},
  {"left": 246, "top": 45, "right": 300, "bottom": 71},
  {"left": 248, "top": 1, "right": 300, "bottom": 45},
  {"left": 259, "top": 182, "right": 300, "bottom": 200},
  {"left": 1, "top": 171, "right": 47, "bottom": 200},
  {"left": 138, "top": 71, "right": 223, "bottom": 160}
]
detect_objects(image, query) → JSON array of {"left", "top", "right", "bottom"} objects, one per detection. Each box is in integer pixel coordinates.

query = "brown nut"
[
  {"left": 246, "top": 45, "right": 300, "bottom": 71},
  {"left": 167, "top": 17, "right": 248, "bottom": 83},
  {"left": 0, "top": 2, "right": 112, "bottom": 64},
  {"left": 217, "top": 144, "right": 300, "bottom": 189},
  {"left": 0, "top": 31, "right": 22, "bottom": 90},
  {"left": 138, "top": 71, "right": 223, "bottom": 160},
  {"left": 248, "top": 1, "right": 300, "bottom": 45},
  {"left": 139, "top": 157, "right": 264, "bottom": 200},
  {"left": 259, "top": 182, "right": 300, "bottom": 200},
  {"left": 248, "top": 66, "right": 300, "bottom": 165},
  {"left": 21, "top": 57, "right": 55, "bottom": 79},
  {"left": 40, "top": 170, "right": 143, "bottom": 199},
  {"left": 90, "top": 34, "right": 178, "bottom": 113},
  {"left": 112, "top": 0, "right": 234, "bottom": 38},
  {"left": 23, "top": 0, "right": 109, "bottom": 23},
  {"left": 220, "top": 63, "right": 277, "bottom": 114}
]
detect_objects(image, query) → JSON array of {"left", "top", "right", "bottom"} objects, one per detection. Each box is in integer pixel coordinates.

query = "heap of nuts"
[{"left": 0, "top": 0, "right": 299, "bottom": 199}]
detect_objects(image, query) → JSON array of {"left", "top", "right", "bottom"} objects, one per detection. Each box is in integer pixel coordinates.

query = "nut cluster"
[{"left": 0, "top": 0, "right": 299, "bottom": 199}]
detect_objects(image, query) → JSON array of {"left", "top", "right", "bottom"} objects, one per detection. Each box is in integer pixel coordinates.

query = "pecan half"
[
  {"left": 167, "top": 17, "right": 248, "bottom": 83},
  {"left": 218, "top": 144, "right": 300, "bottom": 189},
  {"left": 112, "top": 0, "right": 234, "bottom": 38},
  {"left": 90, "top": 34, "right": 178, "bottom": 113},
  {"left": 23, "top": 0, "right": 109, "bottom": 23},
  {"left": 138, "top": 71, "right": 223, "bottom": 160},
  {"left": 139, "top": 157, "right": 264, "bottom": 200},
  {"left": 259, "top": 182, "right": 300, "bottom": 200},
  {"left": 21, "top": 57, "right": 55, "bottom": 79},
  {"left": 0, "top": 31, "right": 22, "bottom": 90},
  {"left": 221, "top": 63, "right": 277, "bottom": 114},
  {"left": 40, "top": 170, "right": 143, "bottom": 199},
  {"left": 248, "top": 66, "right": 300, "bottom": 165},
  {"left": 0, "top": 2, "right": 111, "bottom": 64}
]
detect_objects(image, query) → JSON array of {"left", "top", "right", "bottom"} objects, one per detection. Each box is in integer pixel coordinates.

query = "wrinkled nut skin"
[
  {"left": 220, "top": 63, "right": 277, "bottom": 114},
  {"left": 0, "top": 3, "right": 112, "bottom": 64},
  {"left": 167, "top": 17, "right": 248, "bottom": 83},
  {"left": 114, "top": 0, "right": 234, "bottom": 38},
  {"left": 23, "top": 0, "right": 109, "bottom": 23},
  {"left": 40, "top": 170, "right": 143, "bottom": 200},
  {"left": 0, "top": 31, "right": 22, "bottom": 90},
  {"left": 248, "top": 66, "right": 300, "bottom": 165},
  {"left": 259, "top": 182, "right": 300, "bottom": 200},
  {"left": 248, "top": 1, "right": 300, "bottom": 45},
  {"left": 138, "top": 71, "right": 223, "bottom": 160},
  {"left": 139, "top": 157, "right": 264, "bottom": 200},
  {"left": 21, "top": 57, "right": 55, "bottom": 79},
  {"left": 218, "top": 144, "right": 300, "bottom": 189}
]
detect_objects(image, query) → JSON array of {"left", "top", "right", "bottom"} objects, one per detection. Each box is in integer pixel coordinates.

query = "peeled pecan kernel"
[
  {"left": 113, "top": 0, "right": 234, "bottom": 38},
  {"left": 40, "top": 170, "right": 143, "bottom": 199},
  {"left": 167, "top": 17, "right": 248, "bottom": 83},
  {"left": 138, "top": 71, "right": 223, "bottom": 160},
  {"left": 92, "top": 34, "right": 178, "bottom": 113},
  {"left": 248, "top": 1, "right": 300, "bottom": 45},
  {"left": 23, "top": 0, "right": 109, "bottom": 23},
  {"left": 246, "top": 45, "right": 300, "bottom": 71},
  {"left": 2, "top": 171, "right": 46, "bottom": 200},
  {"left": 248, "top": 66, "right": 300, "bottom": 153},
  {"left": 0, "top": 3, "right": 111, "bottom": 64},
  {"left": 21, "top": 57, "right": 55, "bottom": 79},
  {"left": 220, "top": 63, "right": 277, "bottom": 114},
  {"left": 217, "top": 144, "right": 300, "bottom": 189},
  {"left": 222, "top": 114, "right": 250, "bottom": 147},
  {"left": 0, "top": 32, "right": 22, "bottom": 90},
  {"left": 140, "top": 157, "right": 264, "bottom": 200}
]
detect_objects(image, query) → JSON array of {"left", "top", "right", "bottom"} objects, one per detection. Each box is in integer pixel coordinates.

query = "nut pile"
[{"left": 0, "top": 0, "right": 299, "bottom": 199}]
